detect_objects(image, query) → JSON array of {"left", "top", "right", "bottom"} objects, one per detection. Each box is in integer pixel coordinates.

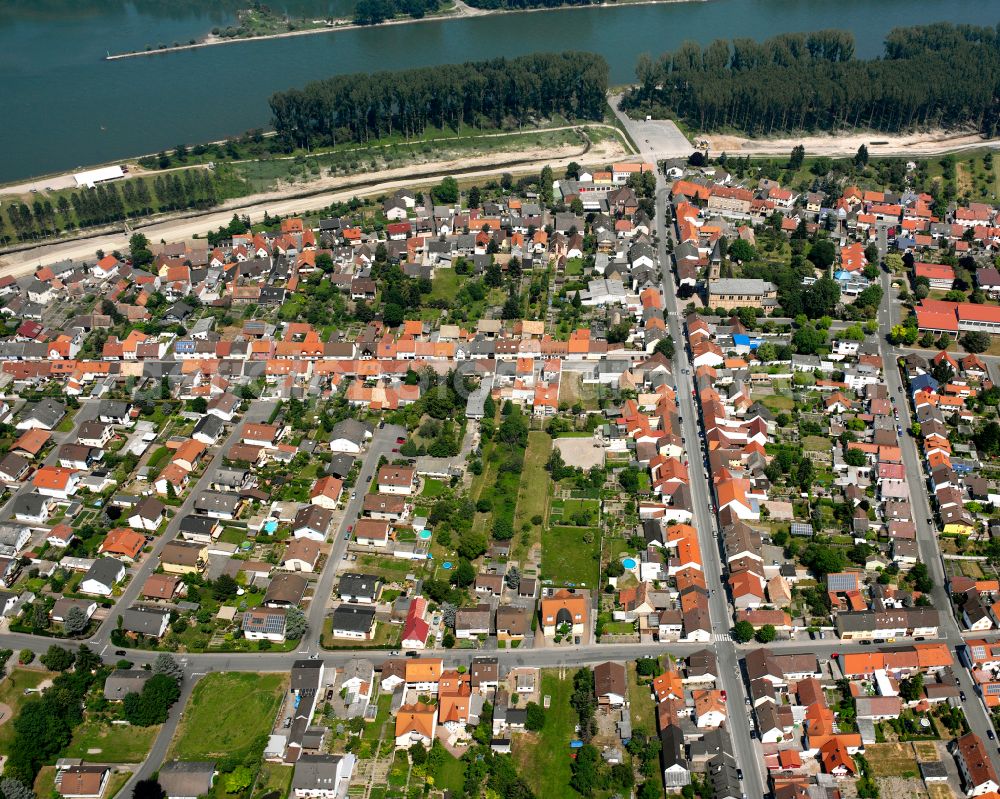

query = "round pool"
[
  {"left": 419, "top": 530, "right": 432, "bottom": 540},
  {"left": 622, "top": 557, "right": 638, "bottom": 569},
  {"left": 442, "top": 561, "right": 453, "bottom": 570},
  {"left": 264, "top": 520, "right": 278, "bottom": 534},
  {"left": 240, "top": 541, "right": 252, "bottom": 551}
]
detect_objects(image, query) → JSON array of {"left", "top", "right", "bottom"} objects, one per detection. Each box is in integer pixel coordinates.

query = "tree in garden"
[
  {"left": 39, "top": 645, "right": 74, "bottom": 672},
  {"left": 124, "top": 674, "right": 181, "bottom": 726},
  {"left": 224, "top": 767, "right": 253, "bottom": 794},
  {"left": 152, "top": 653, "right": 184, "bottom": 682},
  {"left": 525, "top": 702, "right": 546, "bottom": 731},
  {"left": 732, "top": 620, "right": 755, "bottom": 643},
  {"left": 899, "top": 673, "right": 924, "bottom": 702},
  {"left": 1, "top": 777, "right": 36, "bottom": 799},
  {"left": 131, "top": 780, "right": 165, "bottom": 799},
  {"left": 451, "top": 559, "right": 476, "bottom": 588},
  {"left": 755, "top": 624, "right": 777, "bottom": 643},
  {"left": 504, "top": 566, "right": 521, "bottom": 590},
  {"left": 728, "top": 238, "right": 757, "bottom": 263},
  {"left": 962, "top": 331, "right": 991, "bottom": 353},
  {"left": 430, "top": 176, "right": 459, "bottom": 205},
  {"left": 285, "top": 607, "right": 307, "bottom": 639},
  {"left": 844, "top": 447, "right": 866, "bottom": 467},
  {"left": 654, "top": 336, "right": 675, "bottom": 358}
]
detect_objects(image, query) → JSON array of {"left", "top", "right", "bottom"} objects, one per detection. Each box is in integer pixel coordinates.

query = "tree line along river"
[{"left": 1, "top": 0, "right": 998, "bottom": 183}]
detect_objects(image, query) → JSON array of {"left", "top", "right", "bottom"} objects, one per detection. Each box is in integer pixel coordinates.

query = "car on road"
[
  {"left": 344, "top": 532, "right": 351, "bottom": 540},
  {"left": 745, "top": 697, "right": 751, "bottom": 706},
  {"left": 347, "top": 525, "right": 353, "bottom": 533},
  {"left": 737, "top": 769, "right": 743, "bottom": 781},
  {"left": 960, "top": 690, "right": 967, "bottom": 701},
  {"left": 351, "top": 491, "right": 357, "bottom": 499},
  {"left": 396, "top": 437, "right": 406, "bottom": 444},
  {"left": 989, "top": 730, "right": 995, "bottom": 740},
  {"left": 392, "top": 448, "right": 399, "bottom": 453},
  {"left": 115, "top": 650, "right": 127, "bottom": 656},
  {"left": 405, "top": 651, "right": 419, "bottom": 657},
  {"left": 283, "top": 717, "right": 291, "bottom": 728}
]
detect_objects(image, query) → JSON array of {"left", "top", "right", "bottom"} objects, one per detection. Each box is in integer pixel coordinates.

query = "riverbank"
[
  {"left": 0, "top": 129, "right": 629, "bottom": 279},
  {"left": 105, "top": 0, "right": 704, "bottom": 60}
]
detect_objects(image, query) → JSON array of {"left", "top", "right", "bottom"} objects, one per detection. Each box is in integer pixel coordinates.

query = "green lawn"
[
  {"left": 760, "top": 395, "right": 794, "bottom": 411},
  {"left": 541, "top": 525, "right": 600, "bottom": 587},
  {"left": 428, "top": 269, "right": 462, "bottom": 303},
  {"left": 168, "top": 672, "right": 286, "bottom": 760},
  {"left": 627, "top": 663, "right": 655, "bottom": 736},
  {"left": 421, "top": 478, "right": 446, "bottom": 498},
  {"left": 65, "top": 721, "right": 160, "bottom": 762},
  {"left": 513, "top": 671, "right": 575, "bottom": 797},
  {"left": 802, "top": 435, "right": 830, "bottom": 452},
  {"left": 512, "top": 431, "right": 552, "bottom": 559},
  {"left": 431, "top": 749, "right": 467, "bottom": 794},
  {"left": 0, "top": 668, "right": 54, "bottom": 752}
]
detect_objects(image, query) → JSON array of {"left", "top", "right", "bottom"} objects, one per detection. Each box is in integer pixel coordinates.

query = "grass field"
[
  {"left": 802, "top": 435, "right": 830, "bottom": 452},
  {"left": 541, "top": 525, "right": 600, "bottom": 587},
  {"left": 627, "top": 663, "right": 655, "bottom": 736},
  {"left": 0, "top": 668, "right": 54, "bottom": 752},
  {"left": 513, "top": 671, "right": 575, "bottom": 798},
  {"left": 65, "top": 721, "right": 160, "bottom": 762},
  {"left": 760, "top": 394, "right": 794, "bottom": 411},
  {"left": 512, "top": 432, "right": 552, "bottom": 560},
  {"left": 168, "top": 672, "right": 286, "bottom": 760}
]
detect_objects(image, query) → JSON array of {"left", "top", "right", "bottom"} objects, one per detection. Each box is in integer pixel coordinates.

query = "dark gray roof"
[
  {"left": 292, "top": 755, "right": 347, "bottom": 791},
  {"left": 330, "top": 603, "right": 376, "bottom": 634},
  {"left": 121, "top": 607, "right": 169, "bottom": 636},
  {"left": 338, "top": 573, "right": 382, "bottom": 601},
  {"left": 21, "top": 398, "right": 66, "bottom": 428},
  {"left": 103, "top": 669, "right": 152, "bottom": 700},
  {"left": 158, "top": 761, "right": 216, "bottom": 799}
]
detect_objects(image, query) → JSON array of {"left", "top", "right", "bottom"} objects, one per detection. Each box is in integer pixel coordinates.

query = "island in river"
[{"left": 105, "top": 0, "right": 699, "bottom": 60}]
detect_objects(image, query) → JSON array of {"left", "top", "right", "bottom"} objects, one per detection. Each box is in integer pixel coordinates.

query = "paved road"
[
  {"left": 876, "top": 271, "right": 1000, "bottom": 761},
  {"left": 301, "top": 423, "right": 406, "bottom": 651},
  {"left": 89, "top": 400, "right": 278, "bottom": 650},
  {"left": 611, "top": 101, "right": 767, "bottom": 799}
]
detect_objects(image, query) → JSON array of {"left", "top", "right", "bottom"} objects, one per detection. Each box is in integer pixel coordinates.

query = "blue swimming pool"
[
  {"left": 419, "top": 529, "right": 432, "bottom": 540},
  {"left": 622, "top": 557, "right": 637, "bottom": 569},
  {"left": 264, "top": 520, "right": 278, "bottom": 534}
]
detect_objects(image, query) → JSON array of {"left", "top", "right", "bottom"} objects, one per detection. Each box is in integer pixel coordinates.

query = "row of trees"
[
  {"left": 624, "top": 23, "right": 1000, "bottom": 135},
  {"left": 3, "top": 171, "right": 220, "bottom": 242},
  {"left": 269, "top": 52, "right": 608, "bottom": 148}
]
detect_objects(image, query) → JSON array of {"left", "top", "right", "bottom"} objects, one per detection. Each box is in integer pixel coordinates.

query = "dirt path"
[
  {"left": 0, "top": 135, "right": 628, "bottom": 280},
  {"left": 700, "top": 128, "right": 1000, "bottom": 158}
]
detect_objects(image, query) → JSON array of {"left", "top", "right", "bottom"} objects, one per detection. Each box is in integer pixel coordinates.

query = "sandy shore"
[
  {"left": 700, "top": 129, "right": 999, "bottom": 158},
  {"left": 0, "top": 136, "right": 627, "bottom": 280}
]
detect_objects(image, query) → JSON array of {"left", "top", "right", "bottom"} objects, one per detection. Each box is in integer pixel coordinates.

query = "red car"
[{"left": 396, "top": 437, "right": 406, "bottom": 444}]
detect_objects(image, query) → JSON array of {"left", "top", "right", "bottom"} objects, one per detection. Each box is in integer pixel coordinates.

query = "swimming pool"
[
  {"left": 264, "top": 520, "right": 278, "bottom": 534},
  {"left": 622, "top": 557, "right": 637, "bottom": 569},
  {"left": 419, "top": 529, "right": 432, "bottom": 540}
]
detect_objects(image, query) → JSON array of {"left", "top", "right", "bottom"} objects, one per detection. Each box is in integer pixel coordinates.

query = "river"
[{"left": 2, "top": 0, "right": 998, "bottom": 183}]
